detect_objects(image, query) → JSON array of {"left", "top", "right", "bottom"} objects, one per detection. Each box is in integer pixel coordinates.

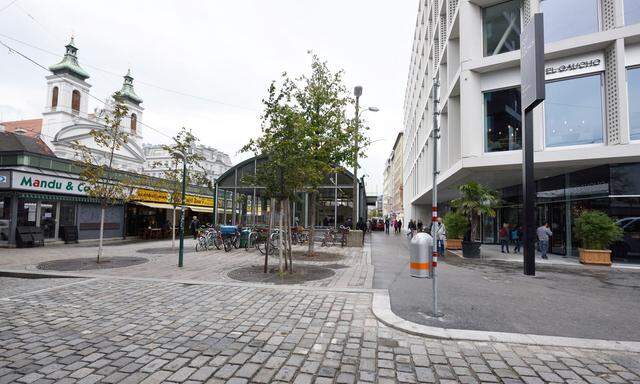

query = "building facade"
[
  {"left": 142, "top": 143, "right": 232, "bottom": 185},
  {"left": 403, "top": 0, "right": 640, "bottom": 258},
  {"left": 383, "top": 132, "right": 405, "bottom": 220}
]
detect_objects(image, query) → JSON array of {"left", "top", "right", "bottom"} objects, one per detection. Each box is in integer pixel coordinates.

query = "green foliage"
[
  {"left": 574, "top": 210, "right": 623, "bottom": 250},
  {"left": 71, "top": 92, "right": 136, "bottom": 207},
  {"left": 443, "top": 211, "right": 468, "bottom": 239},
  {"left": 451, "top": 181, "right": 499, "bottom": 240},
  {"left": 154, "top": 127, "right": 211, "bottom": 207}
]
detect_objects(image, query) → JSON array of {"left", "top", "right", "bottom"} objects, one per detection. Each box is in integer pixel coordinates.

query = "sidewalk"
[{"left": 369, "top": 231, "right": 640, "bottom": 342}]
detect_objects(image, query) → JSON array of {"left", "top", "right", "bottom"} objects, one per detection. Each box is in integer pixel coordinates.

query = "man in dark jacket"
[{"left": 189, "top": 216, "right": 200, "bottom": 239}]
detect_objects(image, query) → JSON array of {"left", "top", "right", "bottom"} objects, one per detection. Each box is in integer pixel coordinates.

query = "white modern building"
[
  {"left": 142, "top": 143, "right": 232, "bottom": 185},
  {"left": 403, "top": 0, "right": 640, "bottom": 258},
  {"left": 42, "top": 37, "right": 146, "bottom": 172}
]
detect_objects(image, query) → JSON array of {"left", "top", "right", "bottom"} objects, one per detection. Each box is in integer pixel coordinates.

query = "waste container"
[
  {"left": 239, "top": 229, "right": 251, "bottom": 248},
  {"left": 410, "top": 232, "right": 433, "bottom": 278}
]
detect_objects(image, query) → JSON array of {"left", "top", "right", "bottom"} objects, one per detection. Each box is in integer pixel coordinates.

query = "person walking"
[
  {"left": 417, "top": 220, "right": 423, "bottom": 233},
  {"left": 512, "top": 225, "right": 522, "bottom": 253},
  {"left": 537, "top": 222, "right": 553, "bottom": 260},
  {"left": 397, "top": 219, "right": 402, "bottom": 234},
  {"left": 384, "top": 217, "right": 390, "bottom": 234},
  {"left": 499, "top": 223, "right": 510, "bottom": 253},
  {"left": 408, "top": 219, "right": 417, "bottom": 238},
  {"left": 189, "top": 216, "right": 200, "bottom": 240},
  {"left": 434, "top": 217, "right": 446, "bottom": 257}
]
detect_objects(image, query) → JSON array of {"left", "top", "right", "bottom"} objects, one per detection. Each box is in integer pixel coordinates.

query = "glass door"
[
  {"left": 58, "top": 202, "right": 76, "bottom": 240},
  {"left": 548, "top": 203, "right": 566, "bottom": 255},
  {"left": 40, "top": 202, "right": 57, "bottom": 239}
]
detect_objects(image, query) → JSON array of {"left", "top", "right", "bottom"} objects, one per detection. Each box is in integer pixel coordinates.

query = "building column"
[{"left": 9, "top": 194, "right": 18, "bottom": 246}]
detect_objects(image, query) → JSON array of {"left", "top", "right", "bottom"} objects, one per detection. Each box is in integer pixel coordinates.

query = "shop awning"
[
  {"left": 133, "top": 201, "right": 179, "bottom": 210},
  {"left": 188, "top": 206, "right": 213, "bottom": 213}
]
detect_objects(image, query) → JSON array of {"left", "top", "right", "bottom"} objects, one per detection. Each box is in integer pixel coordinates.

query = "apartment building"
[
  {"left": 403, "top": 0, "right": 640, "bottom": 258},
  {"left": 383, "top": 132, "right": 405, "bottom": 220}
]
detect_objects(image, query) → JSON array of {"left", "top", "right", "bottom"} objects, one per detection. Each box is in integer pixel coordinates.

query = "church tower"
[
  {"left": 117, "top": 69, "right": 144, "bottom": 139},
  {"left": 41, "top": 37, "right": 91, "bottom": 149}
]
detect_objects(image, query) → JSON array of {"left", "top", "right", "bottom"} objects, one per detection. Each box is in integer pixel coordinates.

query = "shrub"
[
  {"left": 574, "top": 210, "right": 623, "bottom": 250},
  {"left": 443, "top": 211, "right": 468, "bottom": 239}
]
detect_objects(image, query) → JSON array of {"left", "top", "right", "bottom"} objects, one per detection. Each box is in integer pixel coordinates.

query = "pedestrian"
[
  {"left": 512, "top": 225, "right": 522, "bottom": 253},
  {"left": 499, "top": 223, "right": 510, "bottom": 253},
  {"left": 384, "top": 217, "right": 390, "bottom": 234},
  {"left": 434, "top": 217, "right": 446, "bottom": 257},
  {"left": 408, "top": 219, "right": 417, "bottom": 238},
  {"left": 397, "top": 219, "right": 402, "bottom": 234},
  {"left": 189, "top": 216, "right": 200, "bottom": 239},
  {"left": 537, "top": 222, "right": 553, "bottom": 260},
  {"left": 417, "top": 220, "right": 423, "bottom": 232},
  {"left": 345, "top": 217, "right": 353, "bottom": 229},
  {"left": 357, "top": 217, "right": 366, "bottom": 245}
]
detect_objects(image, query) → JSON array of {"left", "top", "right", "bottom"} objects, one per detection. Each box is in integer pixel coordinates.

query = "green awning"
[{"left": 16, "top": 192, "right": 110, "bottom": 204}]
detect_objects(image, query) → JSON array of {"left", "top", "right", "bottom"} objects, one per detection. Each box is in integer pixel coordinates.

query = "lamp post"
[
  {"left": 178, "top": 147, "right": 190, "bottom": 268},
  {"left": 352, "top": 85, "right": 379, "bottom": 227}
]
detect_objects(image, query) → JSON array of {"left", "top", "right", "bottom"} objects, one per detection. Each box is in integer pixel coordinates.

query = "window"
[
  {"left": 628, "top": 67, "right": 640, "bottom": 140},
  {"left": 71, "top": 90, "right": 81, "bottom": 112},
  {"left": 51, "top": 86, "right": 59, "bottom": 109},
  {"left": 131, "top": 113, "right": 137, "bottom": 134},
  {"left": 544, "top": 74, "right": 603, "bottom": 147},
  {"left": 625, "top": 0, "right": 640, "bottom": 25},
  {"left": 541, "top": 0, "right": 599, "bottom": 43},
  {"left": 483, "top": 0, "right": 521, "bottom": 56},
  {"left": 484, "top": 87, "right": 522, "bottom": 152}
]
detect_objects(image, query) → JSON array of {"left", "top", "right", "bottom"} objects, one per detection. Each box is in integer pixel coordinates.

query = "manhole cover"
[
  {"left": 37, "top": 257, "right": 148, "bottom": 271},
  {"left": 228, "top": 264, "right": 335, "bottom": 285}
]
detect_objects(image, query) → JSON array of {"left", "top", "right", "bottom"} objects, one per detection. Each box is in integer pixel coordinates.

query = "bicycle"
[
  {"left": 321, "top": 228, "right": 338, "bottom": 247},
  {"left": 256, "top": 228, "right": 281, "bottom": 255},
  {"left": 291, "top": 227, "right": 309, "bottom": 245}
]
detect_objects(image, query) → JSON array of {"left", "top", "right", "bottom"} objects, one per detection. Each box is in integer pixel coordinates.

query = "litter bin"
[
  {"left": 239, "top": 229, "right": 251, "bottom": 248},
  {"left": 410, "top": 232, "right": 433, "bottom": 278}
]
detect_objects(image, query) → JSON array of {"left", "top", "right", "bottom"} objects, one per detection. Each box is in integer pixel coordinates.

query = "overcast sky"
[{"left": 0, "top": 0, "right": 416, "bottom": 194}]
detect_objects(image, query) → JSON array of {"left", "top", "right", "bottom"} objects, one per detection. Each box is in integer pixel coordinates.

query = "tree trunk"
[
  {"left": 265, "top": 198, "right": 275, "bottom": 273},
  {"left": 278, "top": 199, "right": 284, "bottom": 274},
  {"left": 98, "top": 206, "right": 105, "bottom": 263},
  {"left": 172, "top": 207, "right": 176, "bottom": 250},
  {"left": 308, "top": 192, "right": 316, "bottom": 256}
]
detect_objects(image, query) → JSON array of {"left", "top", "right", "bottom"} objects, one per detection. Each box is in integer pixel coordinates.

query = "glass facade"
[
  {"left": 625, "top": 0, "right": 640, "bottom": 25},
  {"left": 0, "top": 197, "right": 10, "bottom": 243},
  {"left": 544, "top": 75, "right": 603, "bottom": 147},
  {"left": 483, "top": 0, "right": 521, "bottom": 57},
  {"left": 216, "top": 157, "right": 365, "bottom": 228},
  {"left": 541, "top": 0, "right": 599, "bottom": 43},
  {"left": 628, "top": 67, "right": 640, "bottom": 140},
  {"left": 484, "top": 87, "right": 522, "bottom": 152}
]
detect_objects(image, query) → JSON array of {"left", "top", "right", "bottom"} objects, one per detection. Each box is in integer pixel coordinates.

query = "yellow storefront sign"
[{"left": 133, "top": 188, "right": 213, "bottom": 208}]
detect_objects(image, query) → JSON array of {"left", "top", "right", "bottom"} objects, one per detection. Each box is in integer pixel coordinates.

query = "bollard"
[{"left": 410, "top": 233, "right": 433, "bottom": 278}]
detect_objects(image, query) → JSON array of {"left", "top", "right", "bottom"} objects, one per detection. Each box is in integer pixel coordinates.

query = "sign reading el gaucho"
[{"left": 545, "top": 59, "right": 601, "bottom": 75}]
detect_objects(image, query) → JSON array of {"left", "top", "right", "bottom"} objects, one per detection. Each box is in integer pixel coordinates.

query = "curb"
[{"left": 371, "top": 290, "right": 640, "bottom": 352}]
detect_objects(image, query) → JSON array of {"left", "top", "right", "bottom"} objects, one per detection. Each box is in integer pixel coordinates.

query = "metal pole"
[
  {"left": 522, "top": 109, "right": 536, "bottom": 275},
  {"left": 353, "top": 88, "right": 361, "bottom": 226},
  {"left": 430, "top": 76, "right": 440, "bottom": 317},
  {"left": 213, "top": 182, "right": 218, "bottom": 226},
  {"left": 178, "top": 153, "right": 187, "bottom": 268}
]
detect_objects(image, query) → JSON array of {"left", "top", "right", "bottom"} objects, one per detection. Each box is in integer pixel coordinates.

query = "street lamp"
[
  {"left": 177, "top": 147, "right": 191, "bottom": 268},
  {"left": 353, "top": 85, "right": 378, "bottom": 227}
]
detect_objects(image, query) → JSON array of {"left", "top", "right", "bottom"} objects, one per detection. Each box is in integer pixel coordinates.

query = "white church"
[{"left": 41, "top": 37, "right": 146, "bottom": 172}]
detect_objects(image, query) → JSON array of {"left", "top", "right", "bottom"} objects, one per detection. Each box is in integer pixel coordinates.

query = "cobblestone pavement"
[
  {"left": 0, "top": 239, "right": 373, "bottom": 289},
  {"left": 2, "top": 277, "right": 640, "bottom": 384}
]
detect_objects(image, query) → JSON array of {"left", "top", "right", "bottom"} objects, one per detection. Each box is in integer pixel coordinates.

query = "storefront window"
[
  {"left": 483, "top": 0, "right": 521, "bottom": 57},
  {"left": 541, "top": 0, "right": 599, "bottom": 43},
  {"left": 484, "top": 87, "right": 522, "bottom": 152},
  {"left": 0, "top": 197, "right": 10, "bottom": 243},
  {"left": 17, "top": 200, "right": 37, "bottom": 227},
  {"left": 628, "top": 67, "right": 640, "bottom": 140},
  {"left": 625, "top": 0, "right": 640, "bottom": 25},
  {"left": 544, "top": 75, "right": 603, "bottom": 147}
]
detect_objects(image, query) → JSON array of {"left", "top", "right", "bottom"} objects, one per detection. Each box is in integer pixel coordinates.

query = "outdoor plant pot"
[
  {"left": 462, "top": 240, "right": 481, "bottom": 258},
  {"left": 446, "top": 238, "right": 462, "bottom": 250},
  {"left": 579, "top": 248, "right": 612, "bottom": 266}
]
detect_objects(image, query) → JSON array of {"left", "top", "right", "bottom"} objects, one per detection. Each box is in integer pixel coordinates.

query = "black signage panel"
[{"left": 521, "top": 13, "right": 545, "bottom": 111}]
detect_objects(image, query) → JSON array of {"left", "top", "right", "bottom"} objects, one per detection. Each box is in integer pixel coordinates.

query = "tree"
[
  {"left": 293, "top": 53, "right": 366, "bottom": 256},
  {"left": 72, "top": 92, "right": 135, "bottom": 262},
  {"left": 450, "top": 182, "right": 499, "bottom": 241},
  {"left": 153, "top": 127, "right": 210, "bottom": 249}
]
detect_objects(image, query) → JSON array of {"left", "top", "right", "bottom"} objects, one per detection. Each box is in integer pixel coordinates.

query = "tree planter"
[
  {"left": 462, "top": 241, "right": 481, "bottom": 258},
  {"left": 446, "top": 238, "right": 462, "bottom": 250},
  {"left": 579, "top": 248, "right": 612, "bottom": 266}
]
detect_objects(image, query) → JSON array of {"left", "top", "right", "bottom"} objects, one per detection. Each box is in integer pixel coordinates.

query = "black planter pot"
[{"left": 462, "top": 241, "right": 481, "bottom": 258}]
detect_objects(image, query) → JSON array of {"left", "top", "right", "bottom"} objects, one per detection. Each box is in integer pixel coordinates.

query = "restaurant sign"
[
  {"left": 11, "top": 171, "right": 89, "bottom": 196},
  {"left": 132, "top": 188, "right": 213, "bottom": 207},
  {"left": 544, "top": 53, "right": 605, "bottom": 81}
]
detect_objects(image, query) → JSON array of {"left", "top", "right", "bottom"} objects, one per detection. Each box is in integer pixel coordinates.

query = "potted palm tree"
[
  {"left": 451, "top": 182, "right": 499, "bottom": 258},
  {"left": 443, "top": 211, "right": 467, "bottom": 250},
  {"left": 574, "top": 210, "right": 623, "bottom": 266}
]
